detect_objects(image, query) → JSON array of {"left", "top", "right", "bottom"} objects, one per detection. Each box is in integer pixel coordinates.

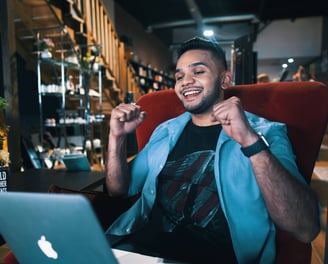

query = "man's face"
[{"left": 174, "top": 49, "right": 222, "bottom": 115}]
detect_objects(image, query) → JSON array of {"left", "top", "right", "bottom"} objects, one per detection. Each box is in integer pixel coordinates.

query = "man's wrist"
[{"left": 241, "top": 133, "right": 270, "bottom": 157}]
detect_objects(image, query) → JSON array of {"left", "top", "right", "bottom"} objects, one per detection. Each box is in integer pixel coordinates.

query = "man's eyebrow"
[{"left": 175, "top": 61, "right": 208, "bottom": 73}]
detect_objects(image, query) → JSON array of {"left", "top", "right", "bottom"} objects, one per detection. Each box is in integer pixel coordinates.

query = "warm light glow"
[{"left": 203, "top": 29, "right": 214, "bottom": 37}]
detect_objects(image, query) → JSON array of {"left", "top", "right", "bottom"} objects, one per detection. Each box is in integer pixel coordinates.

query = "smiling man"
[{"left": 105, "top": 37, "right": 320, "bottom": 263}]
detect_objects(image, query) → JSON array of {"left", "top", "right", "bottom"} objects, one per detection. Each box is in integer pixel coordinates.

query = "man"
[{"left": 105, "top": 37, "right": 320, "bottom": 263}]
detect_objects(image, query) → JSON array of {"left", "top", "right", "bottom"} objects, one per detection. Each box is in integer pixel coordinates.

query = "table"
[
  {"left": 7, "top": 168, "right": 105, "bottom": 192},
  {"left": 1, "top": 168, "right": 105, "bottom": 246}
]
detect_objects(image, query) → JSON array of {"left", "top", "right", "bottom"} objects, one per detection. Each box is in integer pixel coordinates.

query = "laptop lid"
[{"left": 0, "top": 192, "right": 118, "bottom": 264}]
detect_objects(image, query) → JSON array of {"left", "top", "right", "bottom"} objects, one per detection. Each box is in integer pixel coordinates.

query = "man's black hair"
[{"left": 176, "top": 36, "right": 227, "bottom": 70}]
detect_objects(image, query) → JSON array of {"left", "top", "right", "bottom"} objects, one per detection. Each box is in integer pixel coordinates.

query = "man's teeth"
[{"left": 184, "top": 90, "right": 200, "bottom": 96}]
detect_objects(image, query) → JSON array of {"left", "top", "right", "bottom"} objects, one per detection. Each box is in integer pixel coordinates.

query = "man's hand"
[
  {"left": 106, "top": 103, "right": 146, "bottom": 196},
  {"left": 110, "top": 103, "right": 147, "bottom": 137},
  {"left": 211, "top": 96, "right": 258, "bottom": 147}
]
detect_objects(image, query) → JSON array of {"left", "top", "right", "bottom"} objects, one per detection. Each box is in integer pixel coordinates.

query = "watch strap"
[{"left": 241, "top": 133, "right": 270, "bottom": 157}]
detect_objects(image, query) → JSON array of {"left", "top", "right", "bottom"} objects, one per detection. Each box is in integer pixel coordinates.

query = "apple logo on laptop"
[{"left": 37, "top": 235, "right": 58, "bottom": 259}]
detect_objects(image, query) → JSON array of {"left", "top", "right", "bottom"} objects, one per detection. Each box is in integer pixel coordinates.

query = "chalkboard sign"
[{"left": 0, "top": 167, "right": 8, "bottom": 192}]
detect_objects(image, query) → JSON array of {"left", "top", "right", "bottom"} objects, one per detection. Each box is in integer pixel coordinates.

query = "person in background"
[
  {"left": 257, "top": 73, "right": 270, "bottom": 83},
  {"left": 292, "top": 65, "right": 309, "bottom": 81},
  {"left": 105, "top": 37, "right": 320, "bottom": 263},
  {"left": 293, "top": 65, "right": 317, "bottom": 82}
]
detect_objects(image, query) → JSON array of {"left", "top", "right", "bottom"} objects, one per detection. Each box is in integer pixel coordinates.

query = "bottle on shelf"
[
  {"left": 66, "top": 75, "right": 75, "bottom": 95},
  {"left": 129, "top": 60, "right": 175, "bottom": 93}
]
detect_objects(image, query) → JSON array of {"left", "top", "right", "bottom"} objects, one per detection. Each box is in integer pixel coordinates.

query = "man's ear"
[{"left": 220, "top": 71, "right": 232, "bottom": 90}]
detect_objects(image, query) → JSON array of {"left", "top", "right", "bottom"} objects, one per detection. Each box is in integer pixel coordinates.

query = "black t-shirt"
[
  {"left": 161, "top": 121, "right": 236, "bottom": 261},
  {"left": 167, "top": 120, "right": 222, "bottom": 160},
  {"left": 125, "top": 121, "right": 237, "bottom": 263},
  {"left": 160, "top": 120, "right": 224, "bottom": 231}
]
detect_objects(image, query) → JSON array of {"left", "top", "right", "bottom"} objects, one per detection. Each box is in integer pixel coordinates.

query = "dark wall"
[
  {"left": 16, "top": 53, "right": 39, "bottom": 135},
  {"left": 234, "top": 35, "right": 257, "bottom": 84},
  {"left": 114, "top": 4, "right": 174, "bottom": 72},
  {"left": 0, "top": 34, "right": 3, "bottom": 98}
]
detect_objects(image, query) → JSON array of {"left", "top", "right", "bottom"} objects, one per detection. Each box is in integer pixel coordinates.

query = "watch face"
[{"left": 258, "top": 132, "right": 270, "bottom": 147}]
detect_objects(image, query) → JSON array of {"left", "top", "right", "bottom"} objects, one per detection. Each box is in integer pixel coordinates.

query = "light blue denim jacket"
[{"left": 106, "top": 111, "right": 306, "bottom": 264}]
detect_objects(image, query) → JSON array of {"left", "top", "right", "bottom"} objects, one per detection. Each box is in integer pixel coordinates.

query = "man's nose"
[{"left": 181, "top": 73, "right": 194, "bottom": 86}]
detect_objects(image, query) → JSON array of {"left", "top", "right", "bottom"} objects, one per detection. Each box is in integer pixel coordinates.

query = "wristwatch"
[{"left": 241, "top": 132, "right": 270, "bottom": 157}]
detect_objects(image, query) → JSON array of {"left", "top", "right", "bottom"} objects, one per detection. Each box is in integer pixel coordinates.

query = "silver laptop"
[
  {"left": 0, "top": 192, "right": 182, "bottom": 264},
  {"left": 0, "top": 192, "right": 119, "bottom": 263}
]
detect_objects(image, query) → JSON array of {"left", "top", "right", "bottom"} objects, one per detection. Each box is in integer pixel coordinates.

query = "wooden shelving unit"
[
  {"left": 130, "top": 60, "right": 175, "bottom": 93},
  {"left": 2, "top": 0, "right": 146, "bottom": 168}
]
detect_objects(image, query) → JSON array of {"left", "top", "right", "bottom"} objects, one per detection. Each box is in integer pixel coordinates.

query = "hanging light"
[{"left": 203, "top": 29, "right": 214, "bottom": 37}]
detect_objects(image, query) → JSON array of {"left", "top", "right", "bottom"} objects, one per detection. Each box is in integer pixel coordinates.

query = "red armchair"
[{"left": 135, "top": 81, "right": 328, "bottom": 263}]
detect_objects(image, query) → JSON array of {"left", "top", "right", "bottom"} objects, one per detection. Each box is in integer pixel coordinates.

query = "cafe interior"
[{"left": 0, "top": 0, "right": 328, "bottom": 263}]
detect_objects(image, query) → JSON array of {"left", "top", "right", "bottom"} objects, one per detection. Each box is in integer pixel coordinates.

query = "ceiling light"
[
  {"left": 203, "top": 29, "right": 214, "bottom": 37},
  {"left": 288, "top": 58, "right": 294, "bottom": 63},
  {"left": 282, "top": 63, "right": 288, "bottom": 68}
]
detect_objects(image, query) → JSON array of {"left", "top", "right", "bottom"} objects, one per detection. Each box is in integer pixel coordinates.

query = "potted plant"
[
  {"left": 34, "top": 38, "right": 55, "bottom": 59},
  {"left": 0, "top": 97, "right": 9, "bottom": 192}
]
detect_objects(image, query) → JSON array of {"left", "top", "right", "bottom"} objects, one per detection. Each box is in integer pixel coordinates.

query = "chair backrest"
[
  {"left": 136, "top": 89, "right": 185, "bottom": 151},
  {"left": 225, "top": 81, "right": 328, "bottom": 184},
  {"left": 136, "top": 81, "right": 328, "bottom": 264}
]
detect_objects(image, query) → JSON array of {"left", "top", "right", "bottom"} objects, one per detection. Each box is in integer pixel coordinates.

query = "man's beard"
[{"left": 184, "top": 88, "right": 221, "bottom": 114}]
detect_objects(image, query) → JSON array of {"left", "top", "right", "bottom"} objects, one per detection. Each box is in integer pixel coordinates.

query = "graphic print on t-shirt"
[{"left": 157, "top": 150, "right": 219, "bottom": 229}]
